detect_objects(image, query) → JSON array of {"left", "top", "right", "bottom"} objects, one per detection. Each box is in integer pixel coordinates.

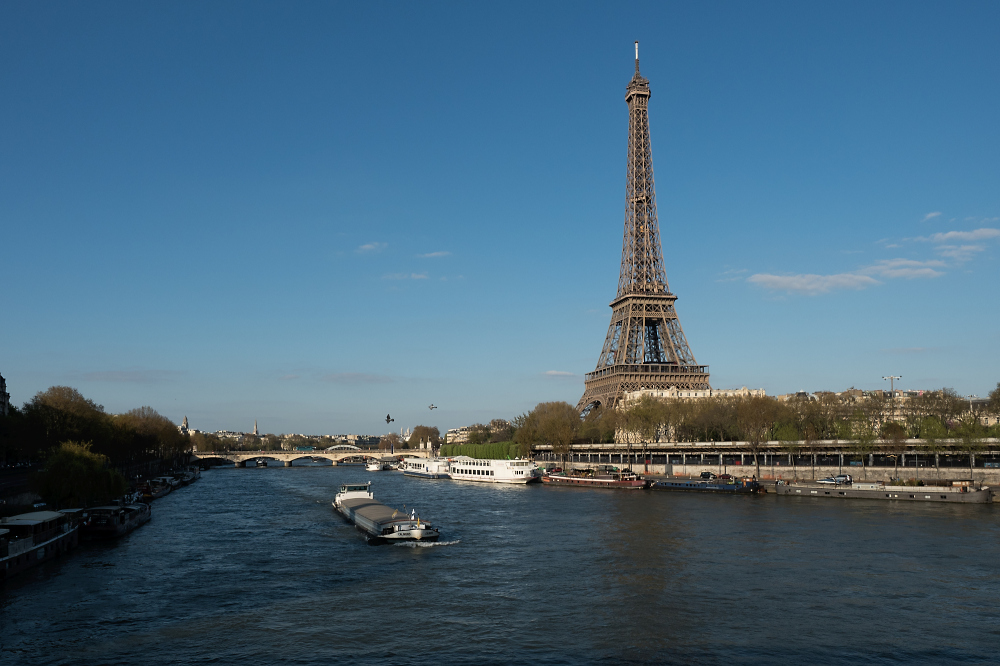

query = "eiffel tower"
[{"left": 577, "top": 43, "right": 710, "bottom": 413}]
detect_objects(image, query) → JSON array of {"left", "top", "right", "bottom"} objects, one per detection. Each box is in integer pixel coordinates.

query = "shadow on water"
[{"left": 2, "top": 466, "right": 999, "bottom": 665}]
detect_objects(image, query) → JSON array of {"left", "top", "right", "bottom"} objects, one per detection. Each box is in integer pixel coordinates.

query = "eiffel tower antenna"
[{"left": 577, "top": 45, "right": 710, "bottom": 413}]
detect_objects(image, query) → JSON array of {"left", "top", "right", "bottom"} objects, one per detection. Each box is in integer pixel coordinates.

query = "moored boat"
[
  {"left": 650, "top": 477, "right": 761, "bottom": 494},
  {"left": 1, "top": 511, "right": 80, "bottom": 582},
  {"left": 448, "top": 457, "right": 540, "bottom": 484},
  {"left": 366, "top": 460, "right": 393, "bottom": 472},
  {"left": 82, "top": 503, "right": 152, "bottom": 539},
  {"left": 332, "top": 483, "right": 439, "bottom": 544},
  {"left": 401, "top": 457, "right": 451, "bottom": 479},
  {"left": 775, "top": 479, "right": 992, "bottom": 503},
  {"left": 542, "top": 468, "right": 647, "bottom": 489}
]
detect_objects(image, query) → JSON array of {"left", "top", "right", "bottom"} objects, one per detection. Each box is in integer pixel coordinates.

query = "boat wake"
[{"left": 395, "top": 539, "right": 461, "bottom": 548}]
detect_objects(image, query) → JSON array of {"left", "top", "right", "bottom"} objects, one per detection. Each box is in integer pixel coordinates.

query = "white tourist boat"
[
  {"left": 365, "top": 460, "right": 393, "bottom": 472},
  {"left": 333, "top": 483, "right": 439, "bottom": 543},
  {"left": 448, "top": 457, "right": 540, "bottom": 484},
  {"left": 401, "top": 457, "right": 451, "bottom": 479}
]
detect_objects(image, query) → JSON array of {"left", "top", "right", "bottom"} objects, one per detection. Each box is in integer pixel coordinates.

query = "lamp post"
[
  {"left": 967, "top": 394, "right": 979, "bottom": 414},
  {"left": 883, "top": 375, "right": 901, "bottom": 423}
]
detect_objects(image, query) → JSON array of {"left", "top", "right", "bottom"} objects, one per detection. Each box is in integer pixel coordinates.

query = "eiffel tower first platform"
[{"left": 577, "top": 43, "right": 710, "bottom": 413}]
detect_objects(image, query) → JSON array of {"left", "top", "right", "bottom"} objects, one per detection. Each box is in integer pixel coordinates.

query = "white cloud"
[
  {"left": 936, "top": 244, "right": 985, "bottom": 261},
  {"left": 747, "top": 273, "right": 880, "bottom": 295},
  {"left": 927, "top": 228, "right": 1000, "bottom": 243},
  {"left": 922, "top": 211, "right": 942, "bottom": 222},
  {"left": 749, "top": 256, "right": 950, "bottom": 295},
  {"left": 418, "top": 251, "right": 451, "bottom": 258},
  {"left": 544, "top": 370, "right": 575, "bottom": 377},
  {"left": 356, "top": 242, "right": 387, "bottom": 253},
  {"left": 862, "top": 258, "right": 946, "bottom": 279},
  {"left": 383, "top": 272, "right": 429, "bottom": 280}
]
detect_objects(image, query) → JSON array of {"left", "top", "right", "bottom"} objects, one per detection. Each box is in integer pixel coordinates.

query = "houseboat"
[
  {"left": 82, "top": 503, "right": 152, "bottom": 539},
  {"left": 775, "top": 479, "right": 993, "bottom": 503},
  {"left": 1, "top": 511, "right": 80, "bottom": 582},
  {"left": 542, "top": 467, "right": 647, "bottom": 489}
]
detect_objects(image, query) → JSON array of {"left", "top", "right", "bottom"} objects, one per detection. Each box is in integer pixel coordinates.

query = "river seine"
[{"left": 2, "top": 464, "right": 999, "bottom": 664}]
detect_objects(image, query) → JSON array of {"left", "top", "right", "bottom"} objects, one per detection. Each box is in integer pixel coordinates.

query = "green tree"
[
  {"left": 514, "top": 402, "right": 579, "bottom": 465},
  {"left": 33, "top": 441, "right": 127, "bottom": 508}
]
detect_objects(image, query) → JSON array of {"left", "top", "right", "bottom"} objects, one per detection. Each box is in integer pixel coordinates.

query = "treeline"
[
  {"left": 610, "top": 386, "right": 1000, "bottom": 444},
  {"left": 440, "top": 385, "right": 1000, "bottom": 462},
  {"left": 439, "top": 442, "right": 521, "bottom": 459},
  {"left": 0, "top": 386, "right": 188, "bottom": 469}
]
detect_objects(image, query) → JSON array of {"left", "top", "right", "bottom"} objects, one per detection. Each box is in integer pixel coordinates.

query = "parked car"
[
  {"left": 718, "top": 474, "right": 733, "bottom": 481},
  {"left": 700, "top": 471, "right": 717, "bottom": 480}
]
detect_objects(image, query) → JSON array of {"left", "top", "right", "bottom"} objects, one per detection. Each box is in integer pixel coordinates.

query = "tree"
[
  {"left": 514, "top": 402, "right": 579, "bottom": 465},
  {"left": 989, "top": 382, "right": 1000, "bottom": 417},
  {"left": 919, "top": 416, "right": 948, "bottom": 472},
  {"left": 776, "top": 425, "right": 801, "bottom": 480},
  {"left": 882, "top": 421, "right": 907, "bottom": 481},
  {"left": 408, "top": 425, "right": 441, "bottom": 449},
  {"left": 579, "top": 405, "right": 617, "bottom": 444},
  {"left": 736, "top": 396, "right": 777, "bottom": 479},
  {"left": 33, "top": 441, "right": 127, "bottom": 508},
  {"left": 488, "top": 419, "right": 513, "bottom": 443},
  {"left": 849, "top": 414, "right": 877, "bottom": 481},
  {"left": 22, "top": 386, "right": 110, "bottom": 457},
  {"left": 379, "top": 433, "right": 402, "bottom": 452},
  {"left": 956, "top": 414, "right": 985, "bottom": 479},
  {"left": 466, "top": 424, "right": 490, "bottom": 446}
]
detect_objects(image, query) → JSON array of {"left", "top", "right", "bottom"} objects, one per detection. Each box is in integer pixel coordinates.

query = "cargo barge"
[
  {"left": 650, "top": 477, "right": 761, "bottom": 494},
  {"left": 542, "top": 468, "right": 647, "bottom": 489},
  {"left": 775, "top": 479, "right": 992, "bottom": 503},
  {"left": 333, "top": 483, "right": 440, "bottom": 543}
]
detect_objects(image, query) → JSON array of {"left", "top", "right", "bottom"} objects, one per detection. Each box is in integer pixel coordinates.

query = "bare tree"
[{"left": 736, "top": 396, "right": 777, "bottom": 480}]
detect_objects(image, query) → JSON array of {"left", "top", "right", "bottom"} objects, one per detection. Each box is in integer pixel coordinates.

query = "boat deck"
[
  {"left": 776, "top": 483, "right": 992, "bottom": 503},
  {"left": 339, "top": 497, "right": 408, "bottom": 524}
]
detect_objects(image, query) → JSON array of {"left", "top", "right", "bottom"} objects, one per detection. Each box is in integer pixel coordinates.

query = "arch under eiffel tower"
[{"left": 577, "top": 43, "right": 710, "bottom": 413}]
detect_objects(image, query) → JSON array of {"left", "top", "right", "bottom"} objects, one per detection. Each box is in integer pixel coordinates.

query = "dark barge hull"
[{"left": 651, "top": 480, "right": 761, "bottom": 494}]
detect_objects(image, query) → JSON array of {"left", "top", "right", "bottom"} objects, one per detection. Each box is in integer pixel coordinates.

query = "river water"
[{"left": 2, "top": 464, "right": 999, "bottom": 665}]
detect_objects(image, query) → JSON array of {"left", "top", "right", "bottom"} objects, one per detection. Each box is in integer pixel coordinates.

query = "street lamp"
[{"left": 883, "top": 375, "right": 901, "bottom": 422}]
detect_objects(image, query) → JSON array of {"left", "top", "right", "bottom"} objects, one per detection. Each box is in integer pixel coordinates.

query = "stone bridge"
[{"left": 192, "top": 447, "right": 430, "bottom": 467}]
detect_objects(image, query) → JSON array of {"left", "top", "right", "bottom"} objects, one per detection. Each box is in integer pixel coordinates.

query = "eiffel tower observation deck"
[{"left": 577, "top": 43, "right": 710, "bottom": 413}]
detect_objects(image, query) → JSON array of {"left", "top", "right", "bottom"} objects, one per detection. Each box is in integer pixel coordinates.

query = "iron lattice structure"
[{"left": 577, "top": 46, "right": 710, "bottom": 413}]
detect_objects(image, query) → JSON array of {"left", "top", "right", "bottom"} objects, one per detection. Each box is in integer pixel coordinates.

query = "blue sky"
[{"left": 2, "top": 1, "right": 998, "bottom": 435}]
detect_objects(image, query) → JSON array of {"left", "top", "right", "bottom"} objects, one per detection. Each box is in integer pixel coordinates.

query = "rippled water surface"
[{"left": 3, "top": 465, "right": 999, "bottom": 665}]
